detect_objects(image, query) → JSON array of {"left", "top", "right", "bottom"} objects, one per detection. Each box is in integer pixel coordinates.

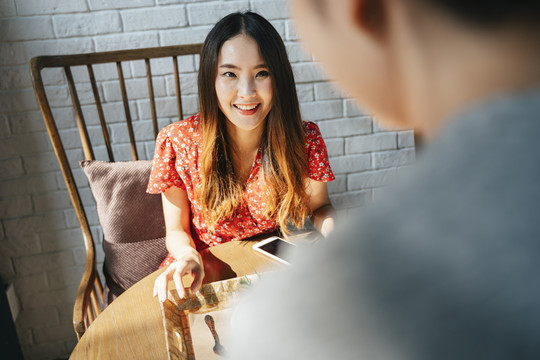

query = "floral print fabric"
[{"left": 147, "top": 113, "right": 334, "bottom": 255}]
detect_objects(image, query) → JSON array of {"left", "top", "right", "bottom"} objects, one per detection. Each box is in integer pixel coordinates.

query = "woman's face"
[{"left": 215, "top": 34, "right": 273, "bottom": 133}]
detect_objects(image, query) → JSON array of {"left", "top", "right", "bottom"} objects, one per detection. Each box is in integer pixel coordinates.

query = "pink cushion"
[{"left": 80, "top": 160, "right": 167, "bottom": 304}]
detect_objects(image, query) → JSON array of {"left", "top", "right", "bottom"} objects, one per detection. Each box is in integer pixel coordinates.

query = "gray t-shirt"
[{"left": 229, "top": 88, "right": 540, "bottom": 359}]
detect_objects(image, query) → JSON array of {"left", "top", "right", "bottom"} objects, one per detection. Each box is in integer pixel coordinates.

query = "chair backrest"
[
  {"left": 161, "top": 274, "right": 258, "bottom": 359},
  {"left": 29, "top": 43, "right": 202, "bottom": 340}
]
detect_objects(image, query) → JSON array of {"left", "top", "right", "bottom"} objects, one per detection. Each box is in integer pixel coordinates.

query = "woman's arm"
[
  {"left": 306, "top": 179, "right": 335, "bottom": 237},
  {"left": 153, "top": 186, "right": 205, "bottom": 302}
]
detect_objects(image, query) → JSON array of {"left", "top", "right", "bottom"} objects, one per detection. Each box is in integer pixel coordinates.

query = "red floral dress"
[{"left": 147, "top": 113, "right": 334, "bottom": 266}]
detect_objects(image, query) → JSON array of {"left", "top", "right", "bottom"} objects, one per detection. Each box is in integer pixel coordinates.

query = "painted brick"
[
  {"left": 327, "top": 174, "right": 346, "bottom": 194},
  {"left": 53, "top": 11, "right": 121, "bottom": 38},
  {"left": 166, "top": 73, "right": 198, "bottom": 96},
  {"left": 398, "top": 130, "right": 415, "bottom": 148},
  {"left": 137, "top": 95, "right": 199, "bottom": 119},
  {"left": 81, "top": 101, "right": 139, "bottom": 127},
  {"left": 0, "top": 254, "right": 15, "bottom": 278},
  {"left": 331, "top": 189, "right": 372, "bottom": 209},
  {"left": 251, "top": 0, "right": 289, "bottom": 20},
  {"left": 3, "top": 212, "right": 66, "bottom": 238},
  {"left": 160, "top": 25, "right": 213, "bottom": 45},
  {"left": 348, "top": 168, "right": 397, "bottom": 191},
  {"left": 40, "top": 85, "right": 72, "bottom": 109},
  {"left": 95, "top": 32, "right": 159, "bottom": 52},
  {"left": 300, "top": 100, "right": 342, "bottom": 121},
  {"left": 292, "top": 62, "right": 328, "bottom": 83},
  {"left": 285, "top": 19, "right": 298, "bottom": 41},
  {"left": 13, "top": 250, "right": 75, "bottom": 277},
  {"left": 346, "top": 133, "right": 397, "bottom": 154},
  {"left": 372, "top": 148, "right": 416, "bottom": 169},
  {"left": 109, "top": 120, "right": 155, "bottom": 143},
  {"left": 47, "top": 266, "right": 84, "bottom": 289},
  {"left": 23, "top": 152, "right": 61, "bottom": 175},
  {"left": 0, "top": 114, "right": 10, "bottom": 137},
  {"left": 33, "top": 190, "right": 73, "bottom": 213},
  {"left": 0, "top": 89, "right": 39, "bottom": 113},
  {"left": 14, "top": 306, "right": 59, "bottom": 333},
  {"left": 316, "top": 117, "right": 372, "bottom": 138},
  {"left": 8, "top": 111, "right": 46, "bottom": 134},
  {"left": 0, "top": 158, "right": 24, "bottom": 179},
  {"left": 131, "top": 56, "right": 196, "bottom": 77},
  {"left": 16, "top": 0, "right": 88, "bottom": 16},
  {"left": 13, "top": 273, "right": 49, "bottom": 295},
  {"left": 33, "top": 322, "right": 75, "bottom": 345},
  {"left": 285, "top": 42, "right": 310, "bottom": 63},
  {"left": 0, "top": 0, "right": 16, "bottom": 17},
  {"left": 0, "top": 195, "right": 33, "bottom": 218},
  {"left": 71, "top": 61, "right": 132, "bottom": 82},
  {"left": 373, "top": 119, "right": 412, "bottom": 133},
  {"left": 314, "top": 82, "right": 344, "bottom": 100},
  {"left": 321, "top": 138, "right": 342, "bottom": 158},
  {"left": 20, "top": 292, "right": 75, "bottom": 321},
  {"left": 22, "top": 341, "right": 70, "bottom": 360},
  {"left": 88, "top": 0, "right": 155, "bottom": 10},
  {"left": 102, "top": 76, "right": 167, "bottom": 102},
  {"left": 0, "top": 173, "right": 59, "bottom": 197},
  {"left": 0, "top": 132, "right": 51, "bottom": 157},
  {"left": 122, "top": 6, "right": 187, "bottom": 31},
  {"left": 0, "top": 43, "right": 26, "bottom": 66},
  {"left": 40, "top": 67, "right": 66, "bottom": 86},
  {"left": 1, "top": 16, "right": 54, "bottom": 42},
  {"left": 0, "top": 234, "right": 41, "bottom": 257},
  {"left": 24, "top": 37, "right": 94, "bottom": 60},
  {"left": 329, "top": 154, "right": 371, "bottom": 175},
  {"left": 296, "top": 84, "right": 313, "bottom": 102},
  {"left": 187, "top": 1, "right": 250, "bottom": 26},
  {"left": 344, "top": 98, "right": 367, "bottom": 117}
]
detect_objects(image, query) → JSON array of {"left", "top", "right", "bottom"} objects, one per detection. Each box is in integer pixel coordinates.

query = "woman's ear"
[{"left": 351, "top": 0, "right": 388, "bottom": 38}]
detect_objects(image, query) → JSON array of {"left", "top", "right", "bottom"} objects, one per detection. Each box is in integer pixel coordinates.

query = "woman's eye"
[
  {"left": 222, "top": 71, "right": 236, "bottom": 78},
  {"left": 256, "top": 70, "right": 270, "bottom": 78}
]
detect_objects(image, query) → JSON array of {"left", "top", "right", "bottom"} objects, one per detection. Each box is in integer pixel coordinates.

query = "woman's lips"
[{"left": 234, "top": 103, "right": 261, "bottom": 115}]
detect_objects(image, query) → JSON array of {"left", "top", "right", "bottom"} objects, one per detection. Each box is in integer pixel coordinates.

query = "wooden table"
[{"left": 69, "top": 233, "right": 314, "bottom": 359}]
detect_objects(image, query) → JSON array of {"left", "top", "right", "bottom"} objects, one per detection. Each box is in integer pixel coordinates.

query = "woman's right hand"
[{"left": 153, "top": 246, "right": 205, "bottom": 302}]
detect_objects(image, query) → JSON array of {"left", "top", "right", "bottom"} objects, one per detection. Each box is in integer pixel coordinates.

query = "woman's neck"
[
  {"left": 225, "top": 121, "right": 265, "bottom": 154},
  {"left": 225, "top": 121, "right": 265, "bottom": 183}
]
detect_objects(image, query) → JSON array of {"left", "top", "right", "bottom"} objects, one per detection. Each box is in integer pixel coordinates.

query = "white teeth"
[{"left": 235, "top": 104, "right": 258, "bottom": 111}]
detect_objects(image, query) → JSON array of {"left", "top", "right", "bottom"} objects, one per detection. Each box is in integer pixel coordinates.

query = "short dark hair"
[{"left": 421, "top": 0, "right": 540, "bottom": 26}]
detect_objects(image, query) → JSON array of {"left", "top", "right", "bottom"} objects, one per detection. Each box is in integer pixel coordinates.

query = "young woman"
[{"left": 148, "top": 12, "right": 335, "bottom": 302}]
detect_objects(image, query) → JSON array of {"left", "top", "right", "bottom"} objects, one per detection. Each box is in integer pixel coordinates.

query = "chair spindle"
[
  {"left": 116, "top": 61, "right": 138, "bottom": 160},
  {"left": 145, "top": 59, "right": 159, "bottom": 138},
  {"left": 87, "top": 64, "right": 115, "bottom": 162},
  {"left": 173, "top": 56, "right": 184, "bottom": 122},
  {"left": 65, "top": 66, "right": 95, "bottom": 160}
]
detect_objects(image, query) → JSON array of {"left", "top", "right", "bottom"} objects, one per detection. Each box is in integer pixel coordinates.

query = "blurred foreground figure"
[{"left": 230, "top": 0, "right": 540, "bottom": 359}]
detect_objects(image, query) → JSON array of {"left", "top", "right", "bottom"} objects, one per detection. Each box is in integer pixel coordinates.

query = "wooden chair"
[{"left": 29, "top": 43, "right": 202, "bottom": 340}]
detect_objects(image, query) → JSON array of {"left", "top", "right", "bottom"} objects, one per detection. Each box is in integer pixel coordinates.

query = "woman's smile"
[{"left": 233, "top": 103, "right": 261, "bottom": 115}]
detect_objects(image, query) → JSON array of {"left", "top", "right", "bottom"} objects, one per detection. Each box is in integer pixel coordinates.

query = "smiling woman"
[{"left": 146, "top": 12, "right": 336, "bottom": 302}]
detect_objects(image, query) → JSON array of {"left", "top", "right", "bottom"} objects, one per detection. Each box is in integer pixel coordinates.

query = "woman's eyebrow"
[{"left": 218, "top": 63, "right": 268, "bottom": 69}]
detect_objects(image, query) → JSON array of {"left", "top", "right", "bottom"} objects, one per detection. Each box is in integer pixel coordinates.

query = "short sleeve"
[
  {"left": 304, "top": 121, "right": 335, "bottom": 182},
  {"left": 146, "top": 127, "right": 185, "bottom": 194}
]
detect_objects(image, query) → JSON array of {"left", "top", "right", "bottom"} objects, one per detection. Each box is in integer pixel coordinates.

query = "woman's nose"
[{"left": 238, "top": 78, "right": 256, "bottom": 98}]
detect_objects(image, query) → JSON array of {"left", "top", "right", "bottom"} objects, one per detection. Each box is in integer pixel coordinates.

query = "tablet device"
[{"left": 252, "top": 236, "right": 296, "bottom": 265}]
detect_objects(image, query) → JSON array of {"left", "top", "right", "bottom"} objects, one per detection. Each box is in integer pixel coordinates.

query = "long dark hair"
[{"left": 197, "top": 11, "right": 309, "bottom": 233}]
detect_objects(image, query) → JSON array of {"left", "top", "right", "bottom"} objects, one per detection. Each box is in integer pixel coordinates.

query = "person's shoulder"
[
  {"left": 303, "top": 120, "right": 322, "bottom": 137},
  {"left": 158, "top": 113, "right": 201, "bottom": 141}
]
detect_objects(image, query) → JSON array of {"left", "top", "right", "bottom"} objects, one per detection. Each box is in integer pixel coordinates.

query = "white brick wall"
[{"left": 0, "top": 1, "right": 415, "bottom": 359}]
